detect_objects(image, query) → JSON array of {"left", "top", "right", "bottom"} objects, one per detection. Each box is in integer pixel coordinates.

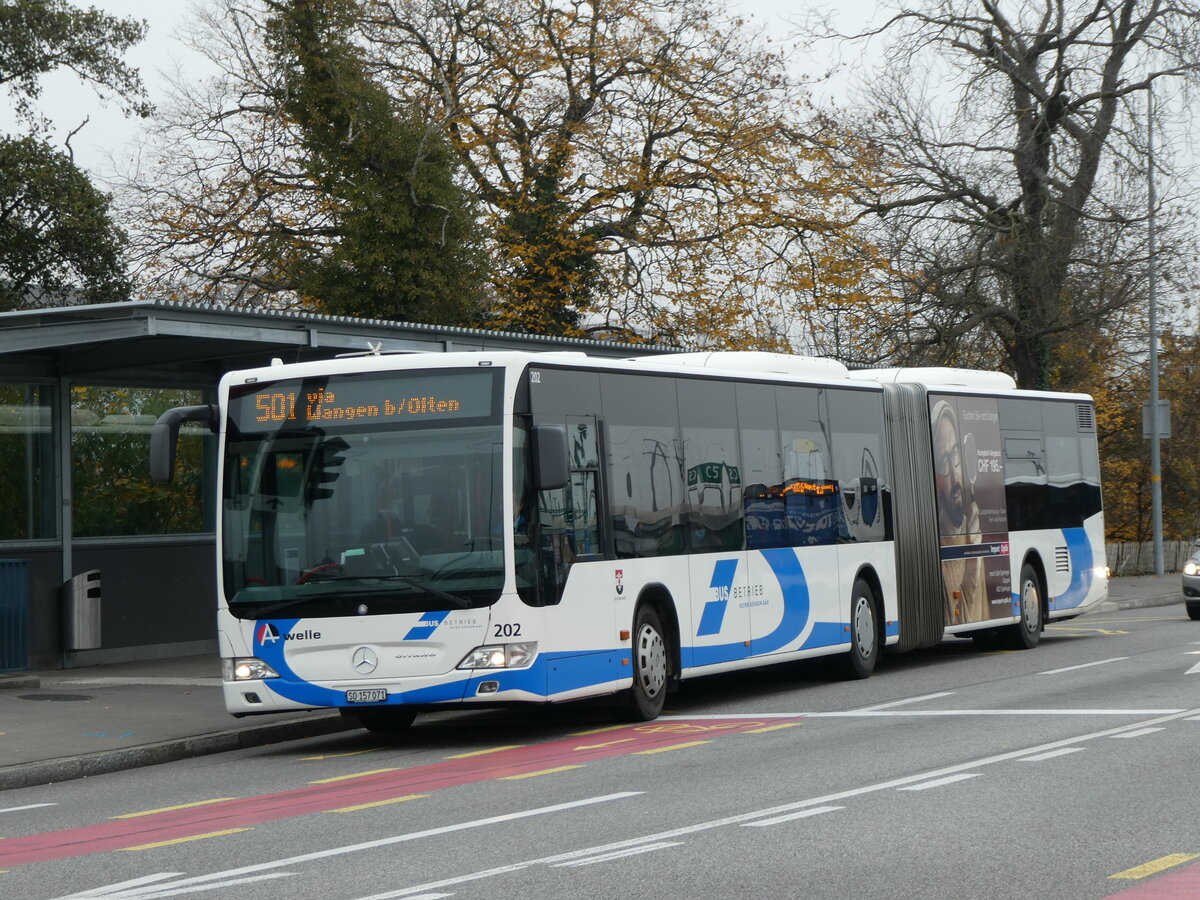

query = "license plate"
[{"left": 345, "top": 689, "right": 387, "bottom": 703}]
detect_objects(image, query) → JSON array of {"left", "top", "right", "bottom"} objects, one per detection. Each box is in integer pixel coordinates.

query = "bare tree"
[{"left": 840, "top": 0, "right": 1200, "bottom": 389}]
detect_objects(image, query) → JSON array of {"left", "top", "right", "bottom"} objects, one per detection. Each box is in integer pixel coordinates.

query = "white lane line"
[
  {"left": 1109, "top": 727, "right": 1166, "bottom": 739},
  {"left": 64, "top": 872, "right": 294, "bottom": 899},
  {"left": 660, "top": 708, "right": 1181, "bottom": 718},
  {"left": 552, "top": 841, "right": 683, "bottom": 868},
  {"left": 0, "top": 803, "right": 56, "bottom": 814},
  {"left": 1186, "top": 661, "right": 1200, "bottom": 675},
  {"left": 897, "top": 773, "right": 980, "bottom": 792},
  {"left": 741, "top": 806, "right": 844, "bottom": 827},
  {"left": 54, "top": 873, "right": 184, "bottom": 898},
  {"left": 57, "top": 793, "right": 641, "bottom": 900},
  {"left": 1018, "top": 747, "right": 1085, "bottom": 762},
  {"left": 1038, "top": 657, "right": 1129, "bottom": 675},
  {"left": 853, "top": 692, "right": 955, "bottom": 712},
  {"left": 376, "top": 707, "right": 1200, "bottom": 898}
]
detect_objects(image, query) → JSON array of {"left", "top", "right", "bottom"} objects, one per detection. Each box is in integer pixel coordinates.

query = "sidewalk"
[
  {"left": 0, "top": 574, "right": 1187, "bottom": 791},
  {"left": 0, "top": 655, "right": 353, "bottom": 791}
]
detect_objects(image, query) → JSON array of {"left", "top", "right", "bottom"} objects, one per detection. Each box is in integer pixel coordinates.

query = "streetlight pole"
[{"left": 1147, "top": 86, "right": 1164, "bottom": 576}]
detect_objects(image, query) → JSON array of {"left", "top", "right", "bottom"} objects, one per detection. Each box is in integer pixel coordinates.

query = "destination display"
[{"left": 228, "top": 369, "right": 497, "bottom": 434}]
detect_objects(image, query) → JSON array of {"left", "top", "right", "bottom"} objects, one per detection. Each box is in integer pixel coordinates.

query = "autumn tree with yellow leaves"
[
  {"left": 355, "top": 0, "right": 893, "bottom": 346},
  {"left": 118, "top": 0, "right": 893, "bottom": 349}
]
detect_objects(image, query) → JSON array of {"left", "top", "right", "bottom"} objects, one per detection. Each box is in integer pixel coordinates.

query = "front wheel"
[
  {"left": 1003, "top": 563, "right": 1043, "bottom": 649},
  {"left": 622, "top": 606, "right": 669, "bottom": 721},
  {"left": 840, "top": 577, "right": 880, "bottom": 679},
  {"left": 1187, "top": 602, "right": 1200, "bottom": 622}
]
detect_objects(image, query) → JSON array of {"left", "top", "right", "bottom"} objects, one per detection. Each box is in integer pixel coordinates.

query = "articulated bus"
[{"left": 151, "top": 350, "right": 1107, "bottom": 731}]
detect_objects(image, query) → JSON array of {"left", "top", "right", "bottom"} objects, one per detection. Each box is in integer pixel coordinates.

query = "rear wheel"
[
  {"left": 623, "top": 605, "right": 668, "bottom": 721},
  {"left": 1003, "top": 563, "right": 1043, "bottom": 649},
  {"left": 341, "top": 707, "right": 417, "bottom": 734},
  {"left": 840, "top": 577, "right": 880, "bottom": 679}
]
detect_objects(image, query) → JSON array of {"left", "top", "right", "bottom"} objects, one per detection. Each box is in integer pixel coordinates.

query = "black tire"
[
  {"left": 1187, "top": 602, "right": 1200, "bottom": 621},
  {"left": 1003, "top": 563, "right": 1043, "bottom": 649},
  {"left": 623, "top": 605, "right": 669, "bottom": 721},
  {"left": 341, "top": 707, "right": 417, "bottom": 734},
  {"left": 840, "top": 577, "right": 880, "bottom": 679}
]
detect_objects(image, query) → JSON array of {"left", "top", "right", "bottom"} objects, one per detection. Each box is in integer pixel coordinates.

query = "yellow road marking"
[
  {"left": 1047, "top": 626, "right": 1129, "bottom": 635},
  {"left": 569, "top": 724, "right": 630, "bottom": 737},
  {"left": 574, "top": 738, "right": 636, "bottom": 750},
  {"left": 743, "top": 723, "right": 801, "bottom": 734},
  {"left": 1110, "top": 853, "right": 1200, "bottom": 879},
  {"left": 116, "top": 828, "right": 251, "bottom": 851},
  {"left": 301, "top": 748, "right": 381, "bottom": 761},
  {"left": 635, "top": 740, "right": 712, "bottom": 755},
  {"left": 444, "top": 745, "right": 525, "bottom": 759},
  {"left": 326, "top": 794, "right": 427, "bottom": 813},
  {"left": 500, "top": 765, "right": 584, "bottom": 780},
  {"left": 308, "top": 768, "right": 398, "bottom": 784},
  {"left": 113, "top": 798, "right": 238, "bottom": 819}
]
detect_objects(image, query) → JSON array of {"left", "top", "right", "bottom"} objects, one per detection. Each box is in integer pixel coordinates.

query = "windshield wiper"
[
  {"left": 240, "top": 593, "right": 354, "bottom": 620},
  {"left": 371, "top": 574, "right": 472, "bottom": 609},
  {"left": 241, "top": 574, "right": 472, "bottom": 616}
]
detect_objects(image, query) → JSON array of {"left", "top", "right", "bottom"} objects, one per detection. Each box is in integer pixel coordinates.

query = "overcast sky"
[{"left": 3, "top": 0, "right": 884, "bottom": 179}]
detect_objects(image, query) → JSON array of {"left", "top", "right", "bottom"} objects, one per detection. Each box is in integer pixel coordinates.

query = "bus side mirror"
[
  {"left": 150, "top": 405, "right": 217, "bottom": 484},
  {"left": 532, "top": 424, "right": 569, "bottom": 491}
]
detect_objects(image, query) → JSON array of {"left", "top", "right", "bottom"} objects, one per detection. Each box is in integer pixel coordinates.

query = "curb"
[
  {"left": 0, "top": 673, "right": 40, "bottom": 690},
  {"left": 0, "top": 712, "right": 357, "bottom": 791},
  {"left": 1094, "top": 593, "right": 1182, "bottom": 614}
]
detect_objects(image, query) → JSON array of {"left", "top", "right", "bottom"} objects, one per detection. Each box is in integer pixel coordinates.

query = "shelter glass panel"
[
  {"left": 72, "top": 386, "right": 211, "bottom": 537},
  {"left": 0, "top": 383, "right": 55, "bottom": 541}
]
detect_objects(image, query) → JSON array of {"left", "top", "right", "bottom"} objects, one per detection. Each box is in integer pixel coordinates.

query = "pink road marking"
[
  {"left": 1109, "top": 858, "right": 1200, "bottom": 898},
  {"left": 0, "top": 717, "right": 795, "bottom": 868}
]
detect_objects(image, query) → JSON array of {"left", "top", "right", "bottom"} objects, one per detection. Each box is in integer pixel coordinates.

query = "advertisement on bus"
[{"left": 930, "top": 395, "right": 1012, "bottom": 625}]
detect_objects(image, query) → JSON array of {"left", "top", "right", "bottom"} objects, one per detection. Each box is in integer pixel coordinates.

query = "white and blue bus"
[{"left": 151, "top": 350, "right": 1107, "bottom": 731}]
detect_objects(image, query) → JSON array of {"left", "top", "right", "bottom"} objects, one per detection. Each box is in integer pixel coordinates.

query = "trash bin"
[
  {"left": 0, "top": 559, "right": 30, "bottom": 671},
  {"left": 64, "top": 569, "right": 101, "bottom": 651}
]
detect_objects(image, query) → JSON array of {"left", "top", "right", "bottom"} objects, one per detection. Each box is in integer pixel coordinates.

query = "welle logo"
[{"left": 255, "top": 623, "right": 321, "bottom": 645}]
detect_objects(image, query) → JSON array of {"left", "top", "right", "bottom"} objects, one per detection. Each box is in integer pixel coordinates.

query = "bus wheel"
[
  {"left": 1004, "top": 563, "right": 1043, "bottom": 650},
  {"left": 341, "top": 707, "right": 417, "bottom": 734},
  {"left": 840, "top": 578, "right": 879, "bottom": 680},
  {"left": 624, "top": 606, "right": 668, "bottom": 721}
]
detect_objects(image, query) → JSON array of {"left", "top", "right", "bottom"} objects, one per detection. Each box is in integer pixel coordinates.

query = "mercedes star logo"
[{"left": 352, "top": 646, "right": 378, "bottom": 675}]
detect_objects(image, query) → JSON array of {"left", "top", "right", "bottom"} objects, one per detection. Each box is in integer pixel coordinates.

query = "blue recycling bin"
[{"left": 0, "top": 559, "right": 30, "bottom": 671}]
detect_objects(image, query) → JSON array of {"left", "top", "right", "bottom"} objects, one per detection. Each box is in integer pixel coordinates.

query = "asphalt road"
[{"left": 4, "top": 604, "right": 1200, "bottom": 900}]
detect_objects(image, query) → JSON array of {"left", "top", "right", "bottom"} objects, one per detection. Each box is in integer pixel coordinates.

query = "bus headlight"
[
  {"left": 1185, "top": 561, "right": 1200, "bottom": 576},
  {"left": 457, "top": 642, "right": 538, "bottom": 670},
  {"left": 223, "top": 657, "right": 280, "bottom": 681}
]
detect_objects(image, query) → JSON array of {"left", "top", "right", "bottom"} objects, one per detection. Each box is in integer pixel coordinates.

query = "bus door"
[{"left": 527, "top": 415, "right": 605, "bottom": 606}]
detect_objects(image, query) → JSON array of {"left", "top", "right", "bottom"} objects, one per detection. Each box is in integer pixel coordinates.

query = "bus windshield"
[{"left": 222, "top": 369, "right": 505, "bottom": 618}]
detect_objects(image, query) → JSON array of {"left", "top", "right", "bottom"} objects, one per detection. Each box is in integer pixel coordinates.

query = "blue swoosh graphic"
[
  {"left": 1051, "top": 527, "right": 1094, "bottom": 611},
  {"left": 691, "top": 549, "right": 820, "bottom": 665}
]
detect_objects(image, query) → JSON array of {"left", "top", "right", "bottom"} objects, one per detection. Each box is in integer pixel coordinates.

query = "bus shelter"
[{"left": 0, "top": 301, "right": 655, "bottom": 670}]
